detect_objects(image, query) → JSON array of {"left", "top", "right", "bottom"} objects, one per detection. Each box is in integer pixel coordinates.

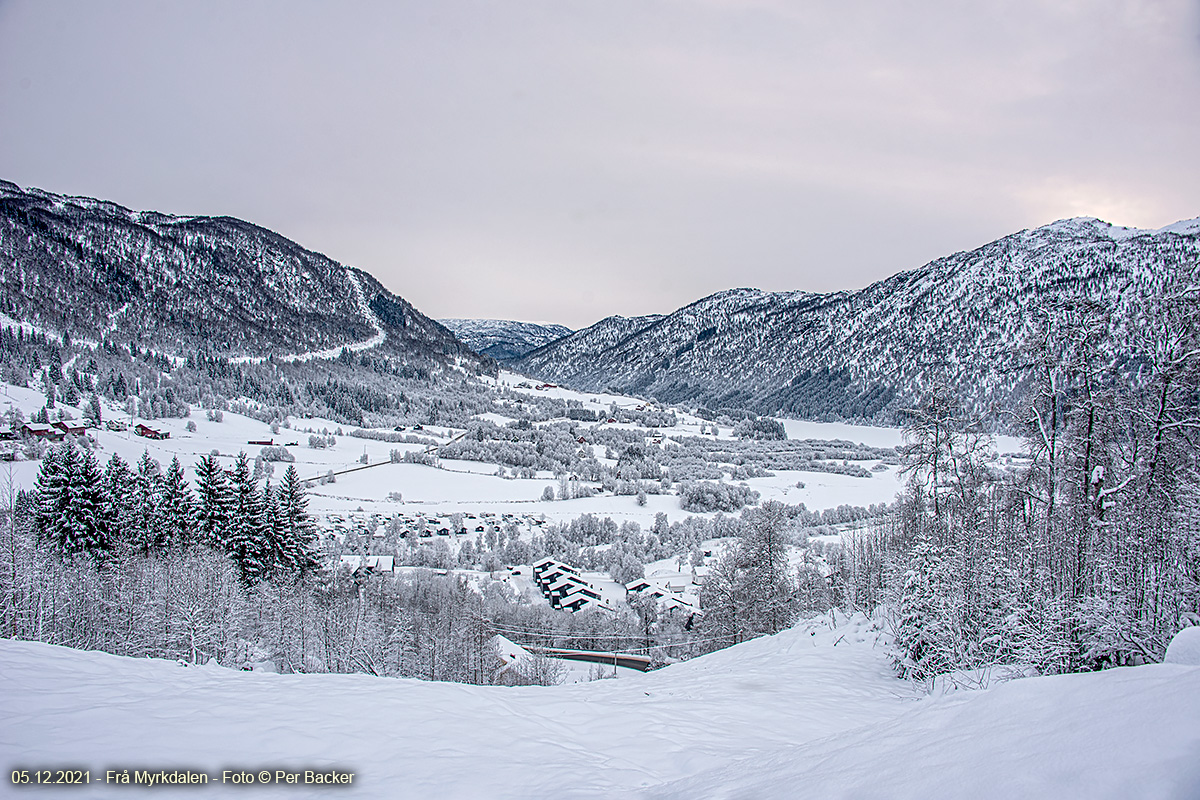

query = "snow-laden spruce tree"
[
  {"left": 275, "top": 465, "right": 319, "bottom": 577},
  {"left": 131, "top": 450, "right": 164, "bottom": 553},
  {"left": 226, "top": 452, "right": 269, "bottom": 582},
  {"left": 35, "top": 442, "right": 108, "bottom": 555},
  {"left": 194, "top": 454, "right": 232, "bottom": 550},
  {"left": 160, "top": 456, "right": 197, "bottom": 548}
]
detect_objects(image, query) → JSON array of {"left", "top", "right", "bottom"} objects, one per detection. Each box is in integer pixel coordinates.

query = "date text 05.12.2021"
[{"left": 11, "top": 770, "right": 91, "bottom": 785}]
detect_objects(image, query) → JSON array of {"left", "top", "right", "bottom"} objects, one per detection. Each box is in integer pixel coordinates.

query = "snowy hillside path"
[{"left": 1, "top": 616, "right": 914, "bottom": 799}]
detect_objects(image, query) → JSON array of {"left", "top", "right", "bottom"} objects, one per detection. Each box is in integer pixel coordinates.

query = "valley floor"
[{"left": 3, "top": 614, "right": 1197, "bottom": 799}]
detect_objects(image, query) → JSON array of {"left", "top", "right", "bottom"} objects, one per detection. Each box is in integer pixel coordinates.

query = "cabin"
[
  {"left": 559, "top": 593, "right": 599, "bottom": 612},
  {"left": 20, "top": 423, "right": 64, "bottom": 441},
  {"left": 0, "top": 426, "right": 15, "bottom": 441},
  {"left": 626, "top": 575, "right": 703, "bottom": 614},
  {"left": 248, "top": 439, "right": 273, "bottom": 446},
  {"left": 134, "top": 424, "right": 169, "bottom": 440},
  {"left": 537, "top": 566, "right": 571, "bottom": 586},
  {"left": 105, "top": 420, "right": 127, "bottom": 431},
  {"left": 661, "top": 595, "right": 702, "bottom": 615},
  {"left": 545, "top": 575, "right": 587, "bottom": 599},
  {"left": 52, "top": 421, "right": 88, "bottom": 436},
  {"left": 626, "top": 573, "right": 699, "bottom": 597},
  {"left": 339, "top": 555, "right": 395, "bottom": 574}
]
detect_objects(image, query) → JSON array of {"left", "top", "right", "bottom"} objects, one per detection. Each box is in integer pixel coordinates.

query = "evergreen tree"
[
  {"left": 99, "top": 453, "right": 136, "bottom": 550},
  {"left": 34, "top": 444, "right": 72, "bottom": 548},
  {"left": 227, "top": 452, "right": 268, "bottom": 582},
  {"left": 277, "top": 465, "right": 320, "bottom": 577},
  {"left": 87, "top": 394, "right": 103, "bottom": 424},
  {"left": 894, "top": 535, "right": 961, "bottom": 680},
  {"left": 132, "top": 451, "right": 164, "bottom": 552},
  {"left": 160, "top": 456, "right": 197, "bottom": 548},
  {"left": 259, "top": 480, "right": 284, "bottom": 573},
  {"left": 35, "top": 443, "right": 108, "bottom": 555},
  {"left": 194, "top": 455, "right": 232, "bottom": 548}
]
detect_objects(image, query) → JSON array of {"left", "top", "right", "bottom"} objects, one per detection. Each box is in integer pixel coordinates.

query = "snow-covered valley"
[{"left": 1, "top": 177, "right": 1198, "bottom": 799}]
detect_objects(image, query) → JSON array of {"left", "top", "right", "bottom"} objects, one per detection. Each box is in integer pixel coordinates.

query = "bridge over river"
[{"left": 528, "top": 647, "right": 651, "bottom": 672}]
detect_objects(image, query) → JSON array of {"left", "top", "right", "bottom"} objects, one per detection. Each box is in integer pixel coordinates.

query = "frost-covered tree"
[
  {"left": 701, "top": 502, "right": 798, "bottom": 647},
  {"left": 226, "top": 452, "right": 268, "bottom": 582},
  {"left": 132, "top": 451, "right": 165, "bottom": 552},
  {"left": 146, "top": 457, "right": 191, "bottom": 551},
  {"left": 194, "top": 455, "right": 232, "bottom": 549},
  {"left": 35, "top": 443, "right": 108, "bottom": 555},
  {"left": 276, "top": 465, "right": 319, "bottom": 578}
]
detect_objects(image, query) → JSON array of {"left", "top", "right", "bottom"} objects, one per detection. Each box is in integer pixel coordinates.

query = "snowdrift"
[{"left": 2, "top": 617, "right": 1198, "bottom": 799}]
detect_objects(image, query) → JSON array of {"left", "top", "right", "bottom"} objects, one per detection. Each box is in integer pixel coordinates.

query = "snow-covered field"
[
  {"left": 0, "top": 373, "right": 911, "bottom": 530},
  {"left": 3, "top": 614, "right": 1197, "bottom": 799}
]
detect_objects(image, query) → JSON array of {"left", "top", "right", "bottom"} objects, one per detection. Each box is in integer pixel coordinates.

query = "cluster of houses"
[
  {"left": 531, "top": 557, "right": 611, "bottom": 613},
  {"left": 0, "top": 420, "right": 91, "bottom": 442},
  {"left": 319, "top": 510, "right": 548, "bottom": 546},
  {"left": 626, "top": 572, "right": 703, "bottom": 616},
  {"left": 0, "top": 419, "right": 174, "bottom": 442}
]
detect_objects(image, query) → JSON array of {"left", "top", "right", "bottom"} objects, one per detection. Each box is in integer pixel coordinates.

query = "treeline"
[
  {"left": 0, "top": 322, "right": 505, "bottom": 431},
  {"left": 33, "top": 444, "right": 319, "bottom": 583},
  {"left": 838, "top": 286, "right": 1200, "bottom": 677}
]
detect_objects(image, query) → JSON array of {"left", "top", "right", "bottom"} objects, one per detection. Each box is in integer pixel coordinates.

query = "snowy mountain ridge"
[
  {"left": 0, "top": 180, "right": 490, "bottom": 373},
  {"left": 514, "top": 215, "right": 1200, "bottom": 422},
  {"left": 438, "top": 318, "right": 573, "bottom": 361}
]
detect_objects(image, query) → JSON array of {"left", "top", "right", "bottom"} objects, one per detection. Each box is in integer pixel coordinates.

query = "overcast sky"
[{"left": 1, "top": 1, "right": 1197, "bottom": 329}]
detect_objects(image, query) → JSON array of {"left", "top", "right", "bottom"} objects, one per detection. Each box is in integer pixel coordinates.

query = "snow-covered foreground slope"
[{"left": 4, "top": 616, "right": 1198, "bottom": 799}]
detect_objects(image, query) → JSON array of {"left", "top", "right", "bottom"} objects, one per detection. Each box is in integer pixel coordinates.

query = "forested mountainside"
[
  {"left": 439, "top": 318, "right": 572, "bottom": 361},
  {"left": 0, "top": 180, "right": 490, "bottom": 373},
  {"left": 514, "top": 217, "right": 1200, "bottom": 422}
]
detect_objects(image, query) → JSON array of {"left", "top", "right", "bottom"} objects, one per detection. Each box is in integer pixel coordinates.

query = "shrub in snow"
[
  {"left": 541, "top": 486, "right": 555, "bottom": 501},
  {"left": 259, "top": 446, "right": 294, "bottom": 462},
  {"left": 678, "top": 480, "right": 760, "bottom": 513},
  {"left": 186, "top": 420, "right": 197, "bottom": 432}
]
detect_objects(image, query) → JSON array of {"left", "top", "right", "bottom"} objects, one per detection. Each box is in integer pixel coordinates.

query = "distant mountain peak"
[{"left": 438, "top": 318, "right": 572, "bottom": 362}]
